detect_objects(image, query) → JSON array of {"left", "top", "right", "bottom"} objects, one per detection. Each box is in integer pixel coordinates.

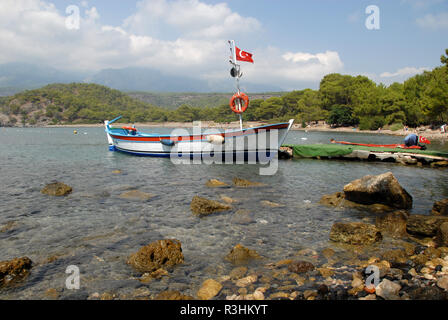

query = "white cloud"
[
  {"left": 0, "top": 0, "right": 344, "bottom": 90},
  {"left": 416, "top": 12, "right": 448, "bottom": 29},
  {"left": 380, "top": 66, "right": 429, "bottom": 78},
  {"left": 123, "top": 0, "right": 261, "bottom": 38}
]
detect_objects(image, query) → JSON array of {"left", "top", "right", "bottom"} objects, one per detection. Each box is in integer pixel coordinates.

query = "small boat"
[
  {"left": 105, "top": 116, "right": 294, "bottom": 160},
  {"left": 104, "top": 40, "right": 294, "bottom": 162}
]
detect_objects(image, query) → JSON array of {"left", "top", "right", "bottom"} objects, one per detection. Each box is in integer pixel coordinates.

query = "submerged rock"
[
  {"left": 205, "top": 179, "right": 229, "bottom": 188},
  {"left": 235, "top": 274, "right": 258, "bottom": 287},
  {"left": 232, "top": 178, "right": 266, "bottom": 187},
  {"left": 260, "top": 200, "right": 284, "bottom": 208},
  {"left": 432, "top": 199, "right": 448, "bottom": 216},
  {"left": 197, "top": 279, "right": 222, "bottom": 300},
  {"left": 319, "top": 192, "right": 345, "bottom": 207},
  {"left": 329, "top": 222, "right": 382, "bottom": 245},
  {"left": 190, "top": 196, "right": 232, "bottom": 216},
  {"left": 0, "top": 221, "right": 16, "bottom": 233},
  {"left": 220, "top": 195, "right": 238, "bottom": 204},
  {"left": 375, "top": 211, "right": 409, "bottom": 238},
  {"left": 154, "top": 290, "right": 194, "bottom": 300},
  {"left": 118, "top": 190, "right": 155, "bottom": 201},
  {"left": 230, "top": 209, "right": 255, "bottom": 225},
  {"left": 287, "top": 261, "right": 315, "bottom": 273},
  {"left": 342, "top": 172, "right": 412, "bottom": 209},
  {"left": 127, "top": 239, "right": 184, "bottom": 273},
  {"left": 319, "top": 192, "right": 394, "bottom": 213},
  {"left": 406, "top": 214, "right": 448, "bottom": 237},
  {"left": 409, "top": 286, "right": 447, "bottom": 300},
  {"left": 436, "top": 222, "right": 448, "bottom": 247},
  {"left": 41, "top": 182, "right": 72, "bottom": 196},
  {"left": 225, "top": 244, "right": 261, "bottom": 265},
  {"left": 229, "top": 267, "right": 248, "bottom": 280},
  {"left": 0, "top": 257, "right": 33, "bottom": 287},
  {"left": 381, "top": 249, "right": 408, "bottom": 266}
]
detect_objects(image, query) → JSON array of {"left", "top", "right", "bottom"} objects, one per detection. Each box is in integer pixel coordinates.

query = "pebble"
[
  {"left": 253, "top": 290, "right": 265, "bottom": 300},
  {"left": 437, "top": 276, "right": 448, "bottom": 290},
  {"left": 235, "top": 275, "right": 257, "bottom": 287}
]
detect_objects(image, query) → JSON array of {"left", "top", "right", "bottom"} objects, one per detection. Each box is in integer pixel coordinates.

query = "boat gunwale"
[{"left": 106, "top": 121, "right": 291, "bottom": 140}]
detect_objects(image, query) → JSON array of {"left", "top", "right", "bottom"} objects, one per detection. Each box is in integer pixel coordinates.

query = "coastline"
[{"left": 33, "top": 121, "right": 448, "bottom": 141}]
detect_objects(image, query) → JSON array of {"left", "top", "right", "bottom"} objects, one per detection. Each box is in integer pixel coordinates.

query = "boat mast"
[{"left": 229, "top": 40, "right": 243, "bottom": 130}]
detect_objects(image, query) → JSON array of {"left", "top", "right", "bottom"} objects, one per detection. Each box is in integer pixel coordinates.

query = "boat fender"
[
  {"left": 207, "top": 135, "right": 225, "bottom": 145},
  {"left": 229, "top": 92, "right": 249, "bottom": 114},
  {"left": 160, "top": 139, "right": 176, "bottom": 147}
]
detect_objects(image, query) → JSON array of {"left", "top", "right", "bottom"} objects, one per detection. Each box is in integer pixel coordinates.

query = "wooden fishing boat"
[
  {"left": 104, "top": 40, "right": 295, "bottom": 161},
  {"left": 105, "top": 116, "right": 294, "bottom": 160}
]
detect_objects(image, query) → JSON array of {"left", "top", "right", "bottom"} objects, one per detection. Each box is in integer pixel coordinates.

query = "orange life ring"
[
  {"left": 229, "top": 92, "right": 249, "bottom": 114},
  {"left": 122, "top": 126, "right": 137, "bottom": 131}
]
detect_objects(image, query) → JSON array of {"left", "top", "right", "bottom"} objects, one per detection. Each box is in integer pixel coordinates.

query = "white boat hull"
[{"left": 105, "top": 120, "right": 294, "bottom": 161}]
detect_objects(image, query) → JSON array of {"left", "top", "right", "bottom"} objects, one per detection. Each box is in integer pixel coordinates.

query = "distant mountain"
[
  {"left": 85, "top": 67, "right": 282, "bottom": 93},
  {"left": 0, "top": 62, "right": 85, "bottom": 92},
  {"left": 85, "top": 67, "right": 210, "bottom": 92},
  {"left": 0, "top": 63, "right": 283, "bottom": 95}
]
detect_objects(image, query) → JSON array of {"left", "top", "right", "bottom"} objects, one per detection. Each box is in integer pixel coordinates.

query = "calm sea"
[{"left": 1, "top": 126, "right": 447, "bottom": 299}]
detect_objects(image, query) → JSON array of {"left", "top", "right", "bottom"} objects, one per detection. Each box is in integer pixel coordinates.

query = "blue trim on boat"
[{"left": 112, "top": 146, "right": 277, "bottom": 161}]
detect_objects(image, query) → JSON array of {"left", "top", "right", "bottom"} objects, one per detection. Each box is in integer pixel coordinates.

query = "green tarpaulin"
[{"left": 283, "top": 144, "right": 448, "bottom": 159}]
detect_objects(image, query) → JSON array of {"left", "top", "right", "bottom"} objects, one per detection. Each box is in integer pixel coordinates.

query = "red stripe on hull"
[{"left": 110, "top": 123, "right": 289, "bottom": 142}]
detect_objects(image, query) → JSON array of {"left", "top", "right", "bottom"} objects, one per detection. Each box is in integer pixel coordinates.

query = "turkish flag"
[
  {"left": 419, "top": 136, "right": 431, "bottom": 144},
  {"left": 236, "top": 46, "right": 254, "bottom": 63}
]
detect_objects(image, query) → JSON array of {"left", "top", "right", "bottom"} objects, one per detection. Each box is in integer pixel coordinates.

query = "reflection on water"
[{"left": 0, "top": 126, "right": 447, "bottom": 299}]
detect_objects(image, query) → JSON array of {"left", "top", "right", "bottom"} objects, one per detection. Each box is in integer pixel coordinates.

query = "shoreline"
[{"left": 4, "top": 121, "right": 448, "bottom": 140}]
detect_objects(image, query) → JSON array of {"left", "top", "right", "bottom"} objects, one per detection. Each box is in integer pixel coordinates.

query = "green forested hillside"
[{"left": 0, "top": 49, "right": 447, "bottom": 128}]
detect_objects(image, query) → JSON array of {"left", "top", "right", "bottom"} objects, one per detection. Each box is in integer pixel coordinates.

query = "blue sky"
[{"left": 1, "top": 0, "right": 447, "bottom": 90}]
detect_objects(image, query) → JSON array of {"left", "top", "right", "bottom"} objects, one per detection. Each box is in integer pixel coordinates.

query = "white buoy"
[{"left": 207, "top": 135, "right": 225, "bottom": 145}]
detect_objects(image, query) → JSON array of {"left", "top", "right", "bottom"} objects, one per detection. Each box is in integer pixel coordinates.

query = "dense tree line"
[{"left": 0, "top": 49, "right": 447, "bottom": 129}]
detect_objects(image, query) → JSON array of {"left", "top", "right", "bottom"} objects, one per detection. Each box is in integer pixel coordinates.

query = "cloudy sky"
[{"left": 0, "top": 0, "right": 447, "bottom": 90}]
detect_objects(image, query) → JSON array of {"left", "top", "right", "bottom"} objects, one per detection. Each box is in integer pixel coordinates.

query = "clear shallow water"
[{"left": 0, "top": 126, "right": 447, "bottom": 299}]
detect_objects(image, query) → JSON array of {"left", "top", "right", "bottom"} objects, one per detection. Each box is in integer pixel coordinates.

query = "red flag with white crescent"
[
  {"left": 419, "top": 136, "right": 431, "bottom": 144},
  {"left": 235, "top": 46, "right": 254, "bottom": 63}
]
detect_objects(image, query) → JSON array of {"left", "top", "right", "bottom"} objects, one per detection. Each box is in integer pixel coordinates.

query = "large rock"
[
  {"left": 343, "top": 172, "right": 412, "bottom": 209},
  {"left": 127, "top": 239, "right": 184, "bottom": 273},
  {"left": 436, "top": 222, "right": 448, "bottom": 247},
  {"left": 319, "top": 192, "right": 394, "bottom": 213},
  {"left": 190, "top": 196, "right": 232, "bottom": 216},
  {"left": 375, "top": 211, "right": 409, "bottom": 238},
  {"left": 197, "top": 279, "right": 222, "bottom": 300},
  {"left": 432, "top": 199, "right": 448, "bottom": 216},
  {"left": 406, "top": 215, "right": 448, "bottom": 237},
  {"left": 375, "top": 279, "right": 401, "bottom": 300},
  {"left": 41, "top": 182, "right": 72, "bottom": 196},
  {"left": 329, "top": 222, "right": 382, "bottom": 245},
  {"left": 225, "top": 244, "right": 261, "bottom": 265},
  {"left": 0, "top": 257, "right": 33, "bottom": 287}
]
